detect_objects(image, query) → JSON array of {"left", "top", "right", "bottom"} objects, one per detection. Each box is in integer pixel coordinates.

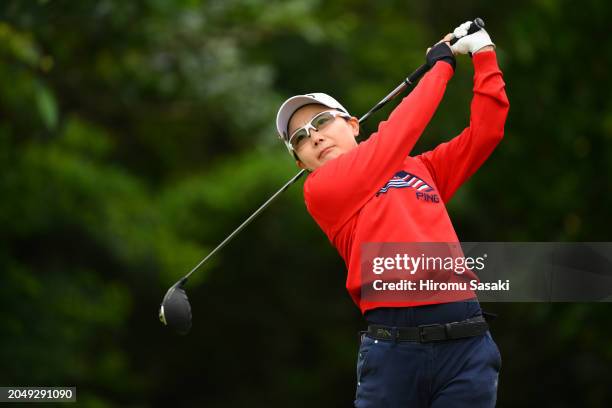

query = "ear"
[
  {"left": 349, "top": 116, "right": 360, "bottom": 138},
  {"left": 296, "top": 160, "right": 310, "bottom": 171}
]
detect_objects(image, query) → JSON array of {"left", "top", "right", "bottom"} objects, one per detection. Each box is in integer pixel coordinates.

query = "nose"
[{"left": 310, "top": 129, "right": 326, "bottom": 146}]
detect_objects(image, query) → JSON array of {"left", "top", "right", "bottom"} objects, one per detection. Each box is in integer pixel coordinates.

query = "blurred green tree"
[{"left": 1, "top": 0, "right": 611, "bottom": 406}]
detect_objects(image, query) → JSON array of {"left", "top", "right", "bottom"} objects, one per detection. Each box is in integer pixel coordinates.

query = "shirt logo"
[{"left": 376, "top": 171, "right": 438, "bottom": 203}]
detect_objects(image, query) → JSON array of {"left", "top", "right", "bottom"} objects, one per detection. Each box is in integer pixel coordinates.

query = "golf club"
[{"left": 159, "top": 18, "right": 486, "bottom": 335}]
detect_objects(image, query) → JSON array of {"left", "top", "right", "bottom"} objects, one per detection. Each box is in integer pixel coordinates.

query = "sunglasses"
[{"left": 288, "top": 110, "right": 351, "bottom": 151}]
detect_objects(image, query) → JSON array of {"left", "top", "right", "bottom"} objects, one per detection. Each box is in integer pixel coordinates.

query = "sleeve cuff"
[
  {"left": 432, "top": 60, "right": 455, "bottom": 79},
  {"left": 472, "top": 50, "right": 500, "bottom": 71}
]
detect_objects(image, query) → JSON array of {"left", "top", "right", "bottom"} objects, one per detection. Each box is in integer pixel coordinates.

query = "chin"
[
  {"left": 330, "top": 148, "right": 345, "bottom": 159},
  {"left": 318, "top": 152, "right": 340, "bottom": 166},
  {"left": 317, "top": 147, "right": 344, "bottom": 167}
]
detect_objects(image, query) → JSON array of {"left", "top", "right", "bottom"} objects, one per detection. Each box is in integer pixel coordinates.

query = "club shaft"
[
  {"left": 184, "top": 169, "right": 306, "bottom": 280},
  {"left": 358, "top": 18, "right": 484, "bottom": 124},
  {"left": 177, "top": 17, "right": 489, "bottom": 284}
]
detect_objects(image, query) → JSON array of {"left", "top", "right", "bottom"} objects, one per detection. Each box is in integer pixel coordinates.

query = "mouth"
[{"left": 319, "top": 146, "right": 335, "bottom": 160}]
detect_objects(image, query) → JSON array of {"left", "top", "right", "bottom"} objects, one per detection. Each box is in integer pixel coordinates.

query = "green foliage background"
[{"left": 1, "top": 0, "right": 611, "bottom": 406}]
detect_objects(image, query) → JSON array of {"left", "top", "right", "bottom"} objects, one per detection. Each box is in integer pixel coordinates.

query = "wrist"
[
  {"left": 474, "top": 45, "right": 495, "bottom": 54},
  {"left": 426, "top": 42, "right": 456, "bottom": 71},
  {"left": 432, "top": 59, "right": 455, "bottom": 79},
  {"left": 437, "top": 58, "right": 455, "bottom": 71},
  {"left": 472, "top": 48, "right": 501, "bottom": 72}
]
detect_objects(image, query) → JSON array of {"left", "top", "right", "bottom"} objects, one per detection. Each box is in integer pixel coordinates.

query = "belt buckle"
[
  {"left": 418, "top": 323, "right": 443, "bottom": 343},
  {"left": 373, "top": 327, "right": 393, "bottom": 340}
]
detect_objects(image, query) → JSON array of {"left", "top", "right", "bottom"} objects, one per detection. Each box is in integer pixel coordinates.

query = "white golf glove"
[{"left": 450, "top": 21, "right": 495, "bottom": 55}]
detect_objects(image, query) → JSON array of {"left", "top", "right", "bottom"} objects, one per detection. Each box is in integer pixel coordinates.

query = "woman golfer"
[{"left": 275, "top": 22, "right": 509, "bottom": 408}]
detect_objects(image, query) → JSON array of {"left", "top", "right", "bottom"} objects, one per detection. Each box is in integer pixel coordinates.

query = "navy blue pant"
[{"left": 355, "top": 300, "right": 501, "bottom": 407}]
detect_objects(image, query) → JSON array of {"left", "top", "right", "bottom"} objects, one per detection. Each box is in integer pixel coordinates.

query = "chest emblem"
[{"left": 376, "top": 171, "right": 439, "bottom": 203}]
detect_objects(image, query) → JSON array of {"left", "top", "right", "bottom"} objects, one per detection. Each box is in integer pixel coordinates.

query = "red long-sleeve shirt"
[{"left": 303, "top": 51, "right": 510, "bottom": 314}]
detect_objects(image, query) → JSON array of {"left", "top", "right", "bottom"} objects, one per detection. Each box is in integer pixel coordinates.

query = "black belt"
[{"left": 365, "top": 315, "right": 489, "bottom": 343}]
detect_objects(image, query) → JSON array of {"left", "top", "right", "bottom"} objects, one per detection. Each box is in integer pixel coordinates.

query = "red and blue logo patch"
[{"left": 376, "top": 171, "right": 439, "bottom": 202}]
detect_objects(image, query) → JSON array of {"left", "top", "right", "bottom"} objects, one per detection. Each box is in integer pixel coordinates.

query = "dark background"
[{"left": 1, "top": 0, "right": 611, "bottom": 406}]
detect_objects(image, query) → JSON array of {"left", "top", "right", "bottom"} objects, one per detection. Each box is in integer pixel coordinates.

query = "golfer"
[{"left": 275, "top": 21, "right": 509, "bottom": 408}]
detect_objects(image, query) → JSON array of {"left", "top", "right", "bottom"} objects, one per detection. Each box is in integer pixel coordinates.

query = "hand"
[
  {"left": 425, "top": 34, "right": 456, "bottom": 70},
  {"left": 426, "top": 33, "right": 455, "bottom": 55},
  {"left": 450, "top": 21, "right": 495, "bottom": 55}
]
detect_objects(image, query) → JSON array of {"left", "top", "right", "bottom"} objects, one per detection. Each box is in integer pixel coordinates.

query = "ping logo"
[
  {"left": 376, "top": 328, "right": 392, "bottom": 337},
  {"left": 376, "top": 171, "right": 439, "bottom": 203}
]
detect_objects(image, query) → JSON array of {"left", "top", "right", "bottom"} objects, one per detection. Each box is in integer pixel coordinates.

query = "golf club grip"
[
  {"left": 406, "top": 63, "right": 430, "bottom": 85},
  {"left": 449, "top": 18, "right": 485, "bottom": 45}
]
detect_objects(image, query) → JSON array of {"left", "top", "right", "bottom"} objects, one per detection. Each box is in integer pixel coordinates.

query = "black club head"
[{"left": 159, "top": 278, "right": 192, "bottom": 335}]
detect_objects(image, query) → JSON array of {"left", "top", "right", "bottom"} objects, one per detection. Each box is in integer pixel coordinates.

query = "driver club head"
[{"left": 159, "top": 278, "right": 192, "bottom": 335}]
